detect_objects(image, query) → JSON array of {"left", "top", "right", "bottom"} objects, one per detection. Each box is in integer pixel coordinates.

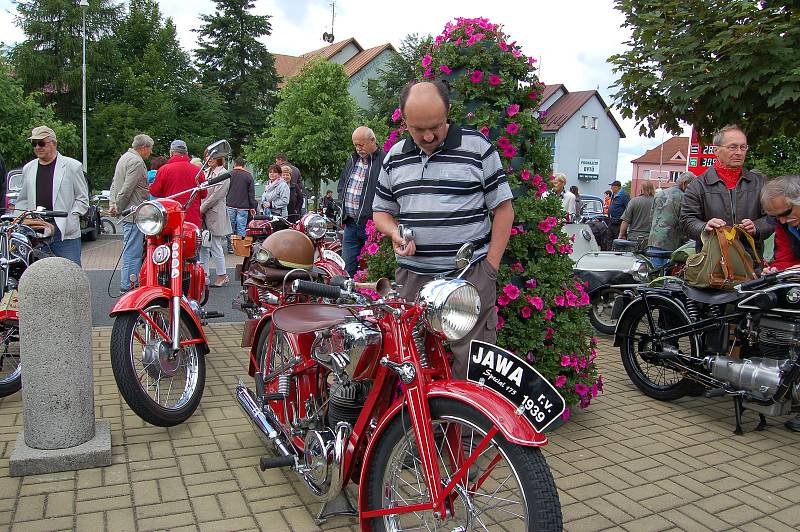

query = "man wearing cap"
[
  {"left": 15, "top": 126, "right": 89, "bottom": 265},
  {"left": 606, "top": 180, "right": 629, "bottom": 249},
  {"left": 109, "top": 134, "right": 153, "bottom": 293},
  {"left": 150, "top": 140, "right": 206, "bottom": 227}
]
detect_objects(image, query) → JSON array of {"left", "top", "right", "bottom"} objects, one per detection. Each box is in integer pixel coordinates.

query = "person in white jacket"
[{"left": 552, "top": 173, "right": 577, "bottom": 222}]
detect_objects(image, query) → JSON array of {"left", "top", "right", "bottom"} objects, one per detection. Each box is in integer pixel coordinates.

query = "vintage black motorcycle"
[{"left": 615, "top": 270, "right": 800, "bottom": 434}]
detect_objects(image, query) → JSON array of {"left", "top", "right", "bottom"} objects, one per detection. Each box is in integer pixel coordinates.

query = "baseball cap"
[
  {"left": 609, "top": 180, "right": 622, "bottom": 187},
  {"left": 170, "top": 139, "right": 188, "bottom": 152},
  {"left": 28, "top": 126, "right": 57, "bottom": 141}
]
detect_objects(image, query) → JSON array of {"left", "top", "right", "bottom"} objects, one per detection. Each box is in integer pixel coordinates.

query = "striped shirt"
[{"left": 373, "top": 125, "right": 512, "bottom": 274}]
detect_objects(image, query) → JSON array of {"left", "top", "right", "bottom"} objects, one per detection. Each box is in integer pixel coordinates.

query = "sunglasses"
[
  {"left": 30, "top": 140, "right": 50, "bottom": 148},
  {"left": 774, "top": 206, "right": 794, "bottom": 218}
]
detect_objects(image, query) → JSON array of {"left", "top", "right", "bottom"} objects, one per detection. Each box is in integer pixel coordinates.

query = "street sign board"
[{"left": 578, "top": 158, "right": 600, "bottom": 181}]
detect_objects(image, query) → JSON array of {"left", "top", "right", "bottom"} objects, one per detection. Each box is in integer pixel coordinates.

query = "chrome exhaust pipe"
[
  {"left": 235, "top": 381, "right": 293, "bottom": 458},
  {"left": 318, "top": 421, "right": 351, "bottom": 503}
]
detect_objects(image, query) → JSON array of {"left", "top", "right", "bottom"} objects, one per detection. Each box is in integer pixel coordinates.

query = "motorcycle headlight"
[
  {"left": 135, "top": 201, "right": 166, "bottom": 236},
  {"left": 417, "top": 279, "right": 481, "bottom": 341},
  {"left": 303, "top": 213, "right": 327, "bottom": 240},
  {"left": 630, "top": 259, "right": 650, "bottom": 282}
]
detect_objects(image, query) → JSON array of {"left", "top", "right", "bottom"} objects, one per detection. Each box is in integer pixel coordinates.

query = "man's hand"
[
  {"left": 739, "top": 218, "right": 756, "bottom": 235},
  {"left": 391, "top": 230, "right": 416, "bottom": 257},
  {"left": 704, "top": 218, "right": 727, "bottom": 232},
  {"left": 109, "top": 203, "right": 118, "bottom": 216},
  {"left": 762, "top": 266, "right": 779, "bottom": 276},
  {"left": 249, "top": 209, "right": 256, "bottom": 217}
]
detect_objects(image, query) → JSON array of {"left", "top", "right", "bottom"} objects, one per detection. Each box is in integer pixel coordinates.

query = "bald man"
[
  {"left": 337, "top": 125, "right": 386, "bottom": 276},
  {"left": 373, "top": 81, "right": 515, "bottom": 379}
]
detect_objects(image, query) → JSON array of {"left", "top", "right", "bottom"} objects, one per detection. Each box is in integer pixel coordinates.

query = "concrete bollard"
[{"left": 10, "top": 257, "right": 111, "bottom": 476}]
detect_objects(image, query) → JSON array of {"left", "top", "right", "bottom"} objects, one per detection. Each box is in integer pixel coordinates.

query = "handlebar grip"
[
  {"left": 120, "top": 206, "right": 135, "bottom": 218},
  {"left": 252, "top": 214, "right": 271, "bottom": 220},
  {"left": 329, "top": 275, "right": 350, "bottom": 289},
  {"left": 206, "top": 171, "right": 231, "bottom": 186},
  {"left": 739, "top": 273, "right": 776, "bottom": 290},
  {"left": 43, "top": 210, "right": 69, "bottom": 218},
  {"left": 292, "top": 280, "right": 342, "bottom": 299}
]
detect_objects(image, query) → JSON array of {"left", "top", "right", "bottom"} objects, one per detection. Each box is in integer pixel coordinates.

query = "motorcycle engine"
[
  {"left": 757, "top": 317, "right": 799, "bottom": 358},
  {"left": 311, "top": 321, "right": 382, "bottom": 377},
  {"left": 704, "top": 356, "right": 792, "bottom": 401}
]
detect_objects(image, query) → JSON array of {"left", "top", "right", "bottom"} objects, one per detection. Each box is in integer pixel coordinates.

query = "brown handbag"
[{"left": 684, "top": 226, "right": 763, "bottom": 289}]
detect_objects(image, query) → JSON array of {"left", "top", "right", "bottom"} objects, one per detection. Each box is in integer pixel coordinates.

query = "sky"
[{"left": 0, "top": 0, "right": 684, "bottom": 182}]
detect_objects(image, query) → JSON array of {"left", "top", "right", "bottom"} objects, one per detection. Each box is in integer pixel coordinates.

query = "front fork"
[{"left": 172, "top": 295, "right": 181, "bottom": 352}]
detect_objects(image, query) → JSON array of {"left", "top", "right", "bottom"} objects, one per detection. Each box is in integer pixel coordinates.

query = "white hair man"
[
  {"left": 110, "top": 134, "right": 154, "bottom": 293},
  {"left": 15, "top": 126, "right": 89, "bottom": 265}
]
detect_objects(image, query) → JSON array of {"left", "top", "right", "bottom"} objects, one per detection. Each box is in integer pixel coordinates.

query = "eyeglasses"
[
  {"left": 721, "top": 144, "right": 748, "bottom": 152},
  {"left": 774, "top": 206, "right": 794, "bottom": 218},
  {"left": 30, "top": 140, "right": 50, "bottom": 148}
]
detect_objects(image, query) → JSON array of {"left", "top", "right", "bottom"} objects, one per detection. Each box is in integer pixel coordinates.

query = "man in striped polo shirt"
[{"left": 373, "top": 80, "right": 515, "bottom": 379}]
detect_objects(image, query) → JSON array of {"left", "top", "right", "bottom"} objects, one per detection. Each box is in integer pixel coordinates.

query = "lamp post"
[{"left": 80, "top": 0, "right": 89, "bottom": 174}]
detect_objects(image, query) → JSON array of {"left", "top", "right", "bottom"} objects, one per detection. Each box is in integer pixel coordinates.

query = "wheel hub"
[{"left": 142, "top": 340, "right": 182, "bottom": 378}]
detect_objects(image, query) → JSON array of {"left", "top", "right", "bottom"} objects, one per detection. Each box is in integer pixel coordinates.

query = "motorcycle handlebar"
[
  {"left": 292, "top": 279, "right": 342, "bottom": 299},
  {"left": 41, "top": 210, "right": 69, "bottom": 218},
  {"left": 329, "top": 275, "right": 350, "bottom": 289},
  {"left": 738, "top": 273, "right": 777, "bottom": 291},
  {"left": 205, "top": 171, "right": 231, "bottom": 187},
  {"left": 252, "top": 214, "right": 271, "bottom": 221}
]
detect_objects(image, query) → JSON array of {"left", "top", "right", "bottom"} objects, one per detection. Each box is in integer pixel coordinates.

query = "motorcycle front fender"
[
  {"left": 357, "top": 380, "right": 547, "bottom": 528},
  {"left": 109, "top": 285, "right": 208, "bottom": 351}
]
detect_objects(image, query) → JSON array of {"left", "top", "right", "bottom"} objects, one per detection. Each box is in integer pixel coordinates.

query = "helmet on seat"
[{"left": 260, "top": 229, "right": 315, "bottom": 270}]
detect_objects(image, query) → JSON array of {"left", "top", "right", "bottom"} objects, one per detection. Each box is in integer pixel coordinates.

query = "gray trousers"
[{"left": 396, "top": 260, "right": 499, "bottom": 379}]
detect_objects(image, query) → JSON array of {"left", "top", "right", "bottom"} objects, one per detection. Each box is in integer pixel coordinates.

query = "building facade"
[
  {"left": 630, "top": 136, "right": 690, "bottom": 196},
  {"left": 539, "top": 84, "right": 626, "bottom": 198}
]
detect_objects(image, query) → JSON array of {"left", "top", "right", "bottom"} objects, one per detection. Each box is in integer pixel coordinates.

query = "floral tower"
[{"left": 357, "top": 17, "right": 601, "bottom": 418}]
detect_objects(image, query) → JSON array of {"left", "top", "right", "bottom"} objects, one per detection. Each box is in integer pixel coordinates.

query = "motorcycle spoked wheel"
[
  {"left": 618, "top": 298, "right": 696, "bottom": 401},
  {"left": 0, "top": 324, "right": 21, "bottom": 398},
  {"left": 588, "top": 288, "right": 624, "bottom": 335},
  {"left": 111, "top": 306, "right": 205, "bottom": 426},
  {"left": 365, "top": 398, "right": 562, "bottom": 531},
  {"left": 254, "top": 321, "right": 300, "bottom": 428}
]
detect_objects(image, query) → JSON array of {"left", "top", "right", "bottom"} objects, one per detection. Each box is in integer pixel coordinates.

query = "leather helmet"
[{"left": 261, "top": 229, "right": 315, "bottom": 270}]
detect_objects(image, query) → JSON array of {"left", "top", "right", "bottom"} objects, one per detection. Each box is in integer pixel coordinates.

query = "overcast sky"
[{"left": 0, "top": 0, "right": 684, "bottom": 181}]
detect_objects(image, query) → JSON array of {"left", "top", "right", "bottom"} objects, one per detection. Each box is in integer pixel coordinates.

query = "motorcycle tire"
[
  {"left": 364, "top": 398, "right": 562, "bottom": 531},
  {"left": 618, "top": 298, "right": 696, "bottom": 401},
  {"left": 110, "top": 307, "right": 205, "bottom": 426},
  {"left": 588, "top": 288, "right": 623, "bottom": 335},
  {"left": 0, "top": 325, "right": 21, "bottom": 398}
]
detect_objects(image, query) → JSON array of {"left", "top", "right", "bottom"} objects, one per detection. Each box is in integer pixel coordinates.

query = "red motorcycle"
[
  {"left": 235, "top": 245, "right": 564, "bottom": 529},
  {"left": 110, "top": 140, "right": 231, "bottom": 427}
]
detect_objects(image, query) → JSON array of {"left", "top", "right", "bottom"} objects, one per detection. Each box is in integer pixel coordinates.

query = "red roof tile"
[
  {"left": 344, "top": 44, "right": 394, "bottom": 77},
  {"left": 631, "top": 136, "right": 690, "bottom": 164},
  {"left": 540, "top": 84, "right": 564, "bottom": 103},
  {"left": 540, "top": 89, "right": 626, "bottom": 138}
]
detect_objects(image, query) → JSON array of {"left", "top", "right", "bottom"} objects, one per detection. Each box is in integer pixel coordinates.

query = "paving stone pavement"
[{"left": 2, "top": 325, "right": 800, "bottom": 531}]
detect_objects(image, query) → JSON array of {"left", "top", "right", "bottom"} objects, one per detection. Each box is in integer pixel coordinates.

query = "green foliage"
[
  {"left": 609, "top": 0, "right": 800, "bottom": 141},
  {"left": 622, "top": 181, "right": 631, "bottom": 195},
  {"left": 245, "top": 59, "right": 359, "bottom": 197},
  {"left": 194, "top": 0, "right": 279, "bottom": 154},
  {"left": 367, "top": 33, "right": 433, "bottom": 122},
  {"left": 0, "top": 65, "right": 78, "bottom": 170},
  {"left": 359, "top": 18, "right": 600, "bottom": 414},
  {"left": 749, "top": 135, "right": 800, "bottom": 177}
]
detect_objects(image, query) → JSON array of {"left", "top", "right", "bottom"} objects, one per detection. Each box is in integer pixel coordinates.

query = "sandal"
[{"left": 210, "top": 275, "right": 229, "bottom": 288}]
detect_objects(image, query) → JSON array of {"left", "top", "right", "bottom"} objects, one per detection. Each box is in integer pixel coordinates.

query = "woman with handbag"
[
  {"left": 200, "top": 154, "right": 232, "bottom": 287},
  {"left": 260, "top": 164, "right": 290, "bottom": 218}
]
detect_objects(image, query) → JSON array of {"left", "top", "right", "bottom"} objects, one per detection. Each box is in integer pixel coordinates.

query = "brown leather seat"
[{"left": 271, "top": 303, "right": 353, "bottom": 334}]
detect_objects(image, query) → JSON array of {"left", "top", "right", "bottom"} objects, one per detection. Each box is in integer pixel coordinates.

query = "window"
[
  {"left": 669, "top": 171, "right": 681, "bottom": 182},
  {"left": 592, "top": 117, "right": 598, "bottom": 130},
  {"left": 581, "top": 115, "right": 588, "bottom": 128},
  {"left": 643, "top": 170, "right": 651, "bottom": 179}
]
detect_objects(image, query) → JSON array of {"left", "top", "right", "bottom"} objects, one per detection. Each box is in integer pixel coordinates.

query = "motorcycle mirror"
[
  {"left": 206, "top": 140, "right": 232, "bottom": 160},
  {"left": 454, "top": 242, "right": 475, "bottom": 270}
]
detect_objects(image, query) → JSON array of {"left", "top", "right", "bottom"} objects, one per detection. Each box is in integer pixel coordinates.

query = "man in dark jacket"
[
  {"left": 606, "top": 180, "right": 629, "bottom": 249},
  {"left": 680, "top": 124, "right": 773, "bottom": 252},
  {"left": 275, "top": 153, "right": 303, "bottom": 219},
  {"left": 225, "top": 157, "right": 256, "bottom": 252},
  {"left": 337, "top": 126, "right": 385, "bottom": 276}
]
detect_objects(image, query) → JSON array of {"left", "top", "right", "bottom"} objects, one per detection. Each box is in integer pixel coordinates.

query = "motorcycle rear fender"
[
  {"left": 109, "top": 286, "right": 208, "bottom": 354},
  {"left": 357, "top": 380, "right": 547, "bottom": 529},
  {"left": 246, "top": 312, "right": 275, "bottom": 376},
  {"left": 613, "top": 291, "right": 690, "bottom": 346}
]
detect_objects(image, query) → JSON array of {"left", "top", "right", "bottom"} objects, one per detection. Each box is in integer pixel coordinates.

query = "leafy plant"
[{"left": 359, "top": 18, "right": 600, "bottom": 416}]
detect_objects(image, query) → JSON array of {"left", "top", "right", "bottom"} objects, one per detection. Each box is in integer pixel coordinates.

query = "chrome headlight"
[
  {"left": 628, "top": 259, "right": 650, "bottom": 282},
  {"left": 417, "top": 279, "right": 481, "bottom": 341},
  {"left": 135, "top": 201, "right": 166, "bottom": 236},
  {"left": 303, "top": 213, "right": 327, "bottom": 240}
]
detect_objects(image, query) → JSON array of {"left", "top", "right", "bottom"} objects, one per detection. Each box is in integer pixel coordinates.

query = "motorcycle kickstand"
[
  {"left": 733, "top": 397, "right": 744, "bottom": 436},
  {"left": 755, "top": 413, "right": 768, "bottom": 432},
  {"left": 315, "top": 489, "right": 357, "bottom": 525}
]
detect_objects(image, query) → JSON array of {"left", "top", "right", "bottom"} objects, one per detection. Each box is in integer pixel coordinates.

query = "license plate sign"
[{"left": 467, "top": 340, "right": 565, "bottom": 432}]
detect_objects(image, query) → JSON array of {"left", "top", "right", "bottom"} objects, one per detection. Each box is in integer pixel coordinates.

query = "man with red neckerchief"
[{"left": 680, "top": 124, "right": 774, "bottom": 254}]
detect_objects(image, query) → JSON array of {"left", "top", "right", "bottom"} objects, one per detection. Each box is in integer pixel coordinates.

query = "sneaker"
[{"left": 785, "top": 416, "right": 800, "bottom": 432}]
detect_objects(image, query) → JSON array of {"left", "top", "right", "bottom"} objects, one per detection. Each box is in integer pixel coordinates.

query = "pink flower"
[
  {"left": 502, "top": 145, "right": 517, "bottom": 158},
  {"left": 497, "top": 294, "right": 510, "bottom": 307},
  {"left": 367, "top": 243, "right": 379, "bottom": 255},
  {"left": 520, "top": 168, "right": 531, "bottom": 181},
  {"left": 575, "top": 383, "right": 589, "bottom": 397},
  {"left": 532, "top": 174, "right": 543, "bottom": 186},
  {"left": 365, "top": 219, "right": 376, "bottom": 236},
  {"left": 545, "top": 243, "right": 556, "bottom": 254},
  {"left": 555, "top": 375, "right": 567, "bottom": 388},
  {"left": 545, "top": 327, "right": 555, "bottom": 340},
  {"left": 421, "top": 54, "right": 432, "bottom": 68},
  {"left": 497, "top": 136, "right": 511, "bottom": 148},
  {"left": 548, "top": 233, "right": 558, "bottom": 244},
  {"left": 506, "top": 122, "right": 519, "bottom": 135},
  {"left": 511, "top": 262, "right": 524, "bottom": 273},
  {"left": 470, "top": 70, "right": 483, "bottom": 83},
  {"left": 499, "top": 41, "right": 508, "bottom": 51},
  {"left": 554, "top": 295, "right": 565, "bottom": 306},
  {"left": 560, "top": 355, "right": 571, "bottom": 367},
  {"left": 528, "top": 296, "right": 544, "bottom": 311},
  {"left": 528, "top": 56, "right": 538, "bottom": 65},
  {"left": 507, "top": 104, "right": 520, "bottom": 117},
  {"left": 391, "top": 108, "right": 402, "bottom": 122},
  {"left": 528, "top": 91, "right": 538, "bottom": 100},
  {"left": 510, "top": 226, "right": 520, "bottom": 236},
  {"left": 591, "top": 384, "right": 599, "bottom": 398},
  {"left": 580, "top": 396, "right": 591, "bottom": 409},
  {"left": 544, "top": 309, "right": 554, "bottom": 320},
  {"left": 489, "top": 74, "right": 501, "bottom": 86},
  {"left": 520, "top": 306, "right": 532, "bottom": 319},
  {"left": 503, "top": 284, "right": 521, "bottom": 300},
  {"left": 561, "top": 407, "right": 570, "bottom": 421},
  {"left": 479, "top": 126, "right": 490, "bottom": 137},
  {"left": 496, "top": 314, "right": 505, "bottom": 331},
  {"left": 525, "top": 278, "right": 537, "bottom": 289},
  {"left": 439, "top": 64, "right": 452, "bottom": 75},
  {"left": 423, "top": 67, "right": 433, "bottom": 78}
]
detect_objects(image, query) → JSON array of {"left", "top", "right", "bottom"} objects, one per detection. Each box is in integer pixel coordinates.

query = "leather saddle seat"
[
  {"left": 646, "top": 249, "right": 673, "bottom": 260},
  {"left": 271, "top": 303, "right": 353, "bottom": 334},
  {"left": 682, "top": 285, "right": 743, "bottom": 305}
]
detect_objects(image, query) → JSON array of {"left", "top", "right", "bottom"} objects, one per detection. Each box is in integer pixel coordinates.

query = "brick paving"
[{"left": 2, "top": 326, "right": 800, "bottom": 531}]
